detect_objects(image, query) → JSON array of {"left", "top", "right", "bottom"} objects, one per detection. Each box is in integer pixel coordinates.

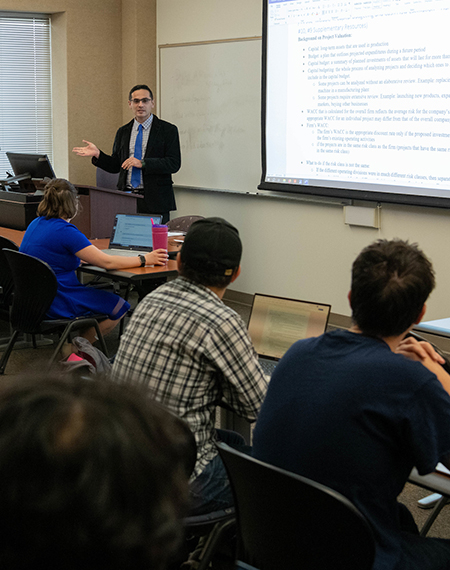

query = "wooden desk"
[
  {"left": 0, "top": 226, "right": 182, "bottom": 295},
  {"left": 78, "top": 236, "right": 182, "bottom": 285},
  {"left": 0, "top": 227, "right": 25, "bottom": 245},
  {"left": 0, "top": 227, "right": 182, "bottom": 347},
  {"left": 0, "top": 229, "right": 182, "bottom": 258},
  {"left": 79, "top": 258, "right": 179, "bottom": 283},
  {"left": 78, "top": 237, "right": 182, "bottom": 337}
]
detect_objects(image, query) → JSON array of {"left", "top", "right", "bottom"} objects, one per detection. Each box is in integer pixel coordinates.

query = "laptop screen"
[
  {"left": 109, "top": 214, "right": 162, "bottom": 250},
  {"left": 247, "top": 294, "right": 331, "bottom": 361}
]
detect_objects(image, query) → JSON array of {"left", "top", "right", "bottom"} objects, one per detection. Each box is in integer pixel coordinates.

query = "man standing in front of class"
[
  {"left": 73, "top": 84, "right": 180, "bottom": 223},
  {"left": 253, "top": 239, "right": 450, "bottom": 570}
]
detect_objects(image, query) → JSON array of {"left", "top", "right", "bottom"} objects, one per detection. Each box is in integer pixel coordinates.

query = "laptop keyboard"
[
  {"left": 259, "top": 359, "right": 277, "bottom": 377},
  {"left": 102, "top": 249, "right": 148, "bottom": 257}
]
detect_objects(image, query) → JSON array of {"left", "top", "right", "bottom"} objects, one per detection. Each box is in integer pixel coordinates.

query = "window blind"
[{"left": 0, "top": 13, "right": 52, "bottom": 179}]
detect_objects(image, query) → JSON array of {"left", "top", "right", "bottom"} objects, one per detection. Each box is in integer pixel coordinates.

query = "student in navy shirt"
[{"left": 253, "top": 239, "right": 450, "bottom": 570}]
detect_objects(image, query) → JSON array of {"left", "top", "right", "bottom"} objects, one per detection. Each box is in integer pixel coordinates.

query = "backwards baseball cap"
[{"left": 180, "top": 217, "right": 242, "bottom": 275}]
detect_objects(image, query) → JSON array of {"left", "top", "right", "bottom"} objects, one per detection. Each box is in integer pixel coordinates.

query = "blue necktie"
[{"left": 131, "top": 123, "right": 143, "bottom": 188}]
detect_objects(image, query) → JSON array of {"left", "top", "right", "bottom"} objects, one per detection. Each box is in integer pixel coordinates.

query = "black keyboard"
[{"left": 259, "top": 359, "right": 277, "bottom": 376}]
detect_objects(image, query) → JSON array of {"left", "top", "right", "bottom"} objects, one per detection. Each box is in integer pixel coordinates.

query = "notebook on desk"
[
  {"left": 102, "top": 213, "right": 162, "bottom": 256},
  {"left": 247, "top": 293, "right": 331, "bottom": 377}
]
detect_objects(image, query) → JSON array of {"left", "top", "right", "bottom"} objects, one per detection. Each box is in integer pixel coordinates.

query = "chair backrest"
[
  {"left": 217, "top": 442, "right": 375, "bottom": 570},
  {"left": 3, "top": 249, "right": 58, "bottom": 334},
  {"left": 96, "top": 168, "right": 119, "bottom": 190},
  {"left": 167, "top": 215, "right": 204, "bottom": 233},
  {"left": 0, "top": 236, "right": 19, "bottom": 307}
]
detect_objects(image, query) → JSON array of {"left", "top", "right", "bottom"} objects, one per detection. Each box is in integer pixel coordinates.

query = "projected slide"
[{"left": 262, "top": 0, "right": 450, "bottom": 205}]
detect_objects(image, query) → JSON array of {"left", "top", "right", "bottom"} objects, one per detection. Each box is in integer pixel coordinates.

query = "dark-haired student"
[
  {"left": 252, "top": 239, "right": 450, "bottom": 570},
  {"left": 20, "top": 178, "right": 167, "bottom": 343},
  {"left": 0, "top": 373, "right": 191, "bottom": 570},
  {"left": 112, "top": 217, "right": 268, "bottom": 515},
  {"left": 73, "top": 84, "right": 181, "bottom": 223}
]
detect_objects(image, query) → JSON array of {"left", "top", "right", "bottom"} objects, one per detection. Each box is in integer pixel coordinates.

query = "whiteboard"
[{"left": 159, "top": 38, "right": 261, "bottom": 193}]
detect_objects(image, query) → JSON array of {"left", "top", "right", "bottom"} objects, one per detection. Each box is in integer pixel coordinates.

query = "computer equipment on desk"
[
  {"left": 247, "top": 293, "right": 331, "bottom": 377},
  {"left": 2, "top": 152, "right": 56, "bottom": 192},
  {"left": 101, "top": 213, "right": 162, "bottom": 256}
]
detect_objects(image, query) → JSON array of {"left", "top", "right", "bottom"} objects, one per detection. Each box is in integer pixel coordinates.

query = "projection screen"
[{"left": 259, "top": 0, "right": 450, "bottom": 207}]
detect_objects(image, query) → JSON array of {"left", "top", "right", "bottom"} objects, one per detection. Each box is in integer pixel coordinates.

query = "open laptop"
[
  {"left": 247, "top": 293, "right": 331, "bottom": 377},
  {"left": 102, "top": 213, "right": 162, "bottom": 256}
]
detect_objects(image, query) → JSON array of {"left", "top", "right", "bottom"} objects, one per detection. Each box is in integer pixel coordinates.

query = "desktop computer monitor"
[{"left": 6, "top": 152, "right": 56, "bottom": 180}]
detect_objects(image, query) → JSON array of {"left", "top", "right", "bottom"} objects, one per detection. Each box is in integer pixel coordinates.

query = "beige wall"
[
  {"left": 0, "top": 0, "right": 156, "bottom": 185},
  {"left": 121, "top": 0, "right": 156, "bottom": 119},
  {"left": 3, "top": 0, "right": 450, "bottom": 320},
  {"left": 157, "top": 0, "right": 262, "bottom": 45},
  {"left": 157, "top": 0, "right": 450, "bottom": 320}
]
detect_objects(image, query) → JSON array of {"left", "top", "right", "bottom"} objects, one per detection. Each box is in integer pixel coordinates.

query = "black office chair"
[
  {"left": 217, "top": 442, "right": 376, "bottom": 570},
  {"left": 0, "top": 249, "right": 109, "bottom": 375},
  {"left": 182, "top": 506, "right": 236, "bottom": 570},
  {"left": 174, "top": 424, "right": 236, "bottom": 570},
  {"left": 167, "top": 215, "right": 204, "bottom": 233},
  {"left": 0, "top": 236, "right": 19, "bottom": 322}
]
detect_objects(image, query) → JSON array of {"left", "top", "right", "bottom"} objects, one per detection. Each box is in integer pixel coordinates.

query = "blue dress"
[{"left": 20, "top": 217, "right": 130, "bottom": 320}]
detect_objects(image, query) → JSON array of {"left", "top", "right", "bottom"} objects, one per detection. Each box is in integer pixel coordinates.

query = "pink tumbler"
[{"left": 152, "top": 224, "right": 168, "bottom": 253}]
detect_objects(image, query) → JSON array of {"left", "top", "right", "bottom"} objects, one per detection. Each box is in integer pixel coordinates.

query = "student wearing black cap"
[{"left": 112, "top": 217, "right": 268, "bottom": 515}]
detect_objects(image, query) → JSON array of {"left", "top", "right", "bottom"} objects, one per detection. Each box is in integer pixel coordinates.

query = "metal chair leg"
[
  {"left": 420, "top": 495, "right": 448, "bottom": 536},
  {"left": 49, "top": 319, "right": 109, "bottom": 366},
  {"left": 0, "top": 330, "right": 20, "bottom": 374},
  {"left": 196, "top": 518, "right": 236, "bottom": 570},
  {"left": 119, "top": 283, "right": 132, "bottom": 338}
]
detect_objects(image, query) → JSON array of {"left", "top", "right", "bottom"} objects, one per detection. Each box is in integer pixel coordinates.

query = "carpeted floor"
[{"left": 1, "top": 295, "right": 450, "bottom": 539}]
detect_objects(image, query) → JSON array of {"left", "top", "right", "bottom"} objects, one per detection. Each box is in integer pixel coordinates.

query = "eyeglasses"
[{"left": 131, "top": 98, "right": 152, "bottom": 104}]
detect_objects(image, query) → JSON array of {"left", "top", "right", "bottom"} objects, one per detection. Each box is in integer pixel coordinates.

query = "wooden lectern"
[
  {"left": 0, "top": 182, "right": 141, "bottom": 239},
  {"left": 64, "top": 185, "right": 142, "bottom": 239}
]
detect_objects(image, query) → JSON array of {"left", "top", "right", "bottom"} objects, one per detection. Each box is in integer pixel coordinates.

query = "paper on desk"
[
  {"left": 416, "top": 318, "right": 450, "bottom": 334},
  {"left": 436, "top": 463, "right": 450, "bottom": 475}
]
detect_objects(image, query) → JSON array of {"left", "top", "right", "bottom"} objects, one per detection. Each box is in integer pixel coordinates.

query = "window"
[{"left": 0, "top": 13, "right": 52, "bottom": 179}]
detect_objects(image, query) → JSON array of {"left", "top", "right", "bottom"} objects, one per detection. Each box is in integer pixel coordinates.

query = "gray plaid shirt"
[{"left": 112, "top": 277, "right": 268, "bottom": 478}]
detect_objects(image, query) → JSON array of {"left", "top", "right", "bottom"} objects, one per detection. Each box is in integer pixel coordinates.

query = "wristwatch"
[{"left": 138, "top": 254, "right": 146, "bottom": 267}]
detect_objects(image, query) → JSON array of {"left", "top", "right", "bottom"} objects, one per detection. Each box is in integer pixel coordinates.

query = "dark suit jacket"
[{"left": 93, "top": 115, "right": 181, "bottom": 213}]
